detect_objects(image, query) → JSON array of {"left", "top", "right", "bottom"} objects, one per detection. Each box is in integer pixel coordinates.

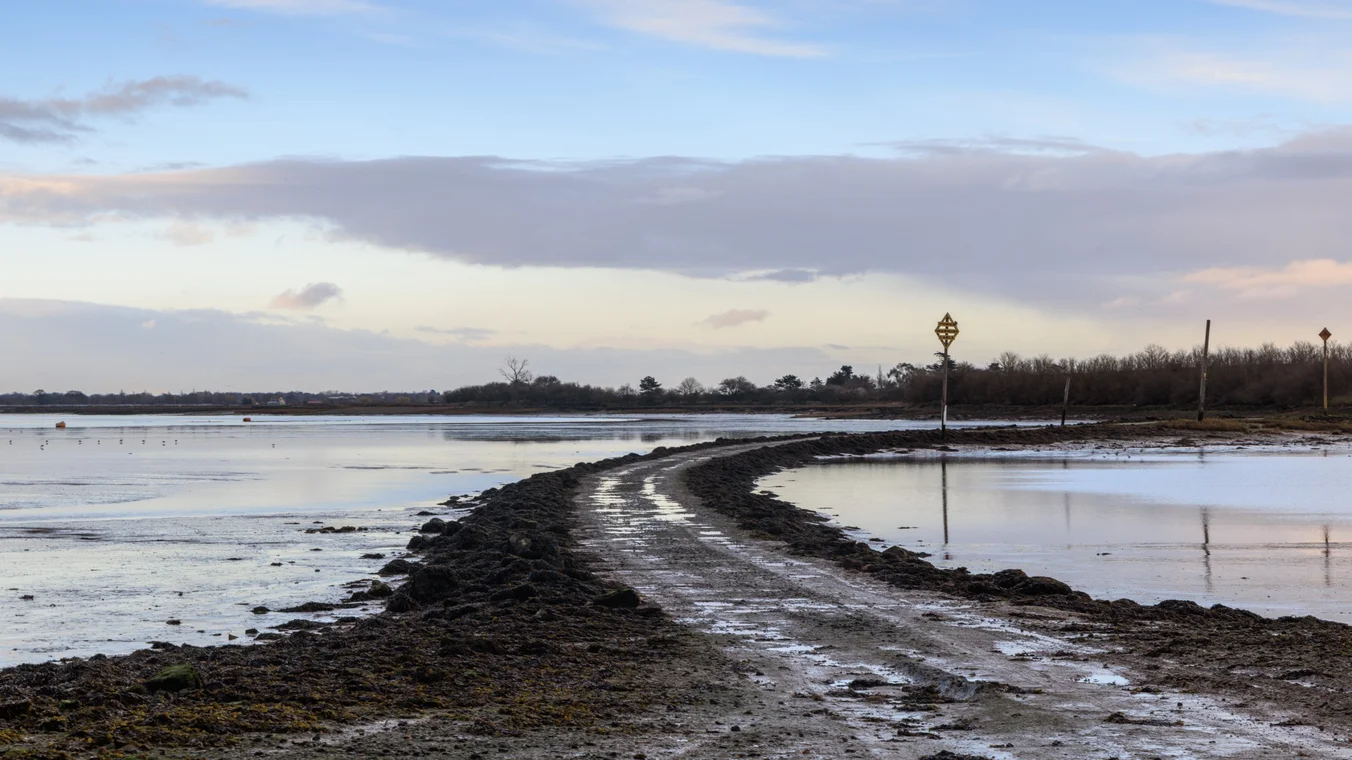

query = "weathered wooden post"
[
  {"left": 1321, "top": 328, "right": 1333, "bottom": 414},
  {"left": 934, "top": 313, "right": 959, "bottom": 439},
  {"left": 1197, "top": 319, "right": 1211, "bottom": 422},
  {"left": 1061, "top": 376, "right": 1071, "bottom": 427}
]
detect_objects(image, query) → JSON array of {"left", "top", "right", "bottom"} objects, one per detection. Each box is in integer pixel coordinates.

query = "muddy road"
[{"left": 575, "top": 442, "right": 1352, "bottom": 759}]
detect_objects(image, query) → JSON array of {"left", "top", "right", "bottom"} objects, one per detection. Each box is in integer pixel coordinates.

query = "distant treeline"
[
  {"left": 446, "top": 342, "right": 1352, "bottom": 410},
  {"left": 0, "top": 390, "right": 443, "bottom": 408},
  {"left": 4, "top": 341, "right": 1349, "bottom": 410}
]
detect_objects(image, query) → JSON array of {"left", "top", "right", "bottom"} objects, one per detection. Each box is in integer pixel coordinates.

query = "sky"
[{"left": 6, "top": 0, "right": 1352, "bottom": 391}]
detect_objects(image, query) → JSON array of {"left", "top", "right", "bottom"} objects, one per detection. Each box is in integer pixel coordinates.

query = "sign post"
[
  {"left": 935, "top": 313, "right": 959, "bottom": 439},
  {"left": 1061, "top": 376, "right": 1072, "bottom": 427},
  {"left": 1197, "top": 319, "right": 1211, "bottom": 423},
  {"left": 1321, "top": 327, "right": 1333, "bottom": 414}
]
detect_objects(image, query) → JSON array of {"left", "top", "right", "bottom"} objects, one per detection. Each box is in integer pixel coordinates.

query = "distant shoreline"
[{"left": 0, "top": 402, "right": 1341, "bottom": 421}]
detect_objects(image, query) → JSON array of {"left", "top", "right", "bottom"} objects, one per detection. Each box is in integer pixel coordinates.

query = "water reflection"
[
  {"left": 1326, "top": 525, "right": 1333, "bottom": 588},
  {"left": 760, "top": 450, "right": 1352, "bottom": 622},
  {"left": 941, "top": 457, "right": 949, "bottom": 548},
  {"left": 1202, "top": 507, "right": 1212, "bottom": 593}
]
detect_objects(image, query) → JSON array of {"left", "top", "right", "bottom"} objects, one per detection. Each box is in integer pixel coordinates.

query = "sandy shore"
[{"left": 4, "top": 424, "right": 1352, "bottom": 758}]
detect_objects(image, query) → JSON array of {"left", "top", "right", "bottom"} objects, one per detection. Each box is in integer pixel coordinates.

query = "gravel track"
[{"left": 573, "top": 442, "right": 1352, "bottom": 759}]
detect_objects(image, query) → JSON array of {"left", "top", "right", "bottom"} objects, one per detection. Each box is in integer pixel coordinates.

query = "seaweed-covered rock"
[
  {"left": 593, "top": 587, "right": 641, "bottom": 609},
  {"left": 408, "top": 566, "right": 460, "bottom": 602},
  {"left": 145, "top": 664, "right": 203, "bottom": 693},
  {"left": 490, "top": 583, "right": 538, "bottom": 602},
  {"left": 386, "top": 589, "right": 416, "bottom": 613},
  {"left": 508, "top": 533, "right": 557, "bottom": 560},
  {"left": 279, "top": 601, "right": 336, "bottom": 613},
  {"left": 419, "top": 518, "right": 446, "bottom": 533},
  {"left": 378, "top": 559, "right": 415, "bottom": 577},
  {"left": 1016, "top": 576, "right": 1073, "bottom": 597},
  {"left": 990, "top": 569, "right": 1030, "bottom": 589}
]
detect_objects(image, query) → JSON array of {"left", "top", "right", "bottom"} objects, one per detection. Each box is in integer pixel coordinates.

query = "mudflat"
[{"left": 3, "top": 423, "right": 1351, "bottom": 758}]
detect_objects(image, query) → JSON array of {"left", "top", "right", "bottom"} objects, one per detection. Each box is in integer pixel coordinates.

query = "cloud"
[
  {"left": 1183, "top": 114, "right": 1290, "bottom": 138},
  {"left": 1115, "top": 36, "right": 1352, "bottom": 102},
  {"left": 1184, "top": 258, "right": 1352, "bottom": 297},
  {"left": 701, "top": 308, "right": 770, "bottom": 328},
  {"left": 1206, "top": 0, "right": 1352, "bottom": 20},
  {"left": 0, "top": 299, "right": 834, "bottom": 391},
  {"left": 18, "top": 130, "right": 1352, "bottom": 307},
  {"left": 161, "top": 222, "right": 215, "bottom": 246},
  {"left": 878, "top": 136, "right": 1113, "bottom": 157},
  {"left": 270, "top": 282, "right": 344, "bottom": 310},
  {"left": 204, "top": 0, "right": 379, "bottom": 15},
  {"left": 0, "top": 76, "right": 247, "bottom": 144},
  {"left": 576, "top": 0, "right": 825, "bottom": 57},
  {"left": 739, "top": 269, "right": 818, "bottom": 283},
  {"left": 445, "top": 25, "right": 603, "bottom": 55},
  {"left": 416, "top": 325, "right": 497, "bottom": 342}
]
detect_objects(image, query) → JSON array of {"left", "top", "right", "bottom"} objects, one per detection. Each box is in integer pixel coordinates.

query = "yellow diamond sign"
[{"left": 935, "top": 313, "right": 959, "bottom": 349}]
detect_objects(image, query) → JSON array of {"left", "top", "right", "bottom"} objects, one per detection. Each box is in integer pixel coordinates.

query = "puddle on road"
[{"left": 1078, "top": 671, "right": 1131, "bottom": 686}]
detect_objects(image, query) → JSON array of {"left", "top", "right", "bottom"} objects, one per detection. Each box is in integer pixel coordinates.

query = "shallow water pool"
[
  {"left": 1, "top": 412, "right": 1033, "bottom": 665},
  {"left": 760, "top": 444, "right": 1352, "bottom": 622}
]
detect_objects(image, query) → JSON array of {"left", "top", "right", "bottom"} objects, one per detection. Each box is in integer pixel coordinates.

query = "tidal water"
[
  {"left": 1, "top": 412, "right": 992, "bottom": 665},
  {"left": 760, "top": 444, "right": 1352, "bottom": 623}
]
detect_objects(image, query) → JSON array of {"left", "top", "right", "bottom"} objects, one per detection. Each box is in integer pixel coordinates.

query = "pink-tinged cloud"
[
  {"left": 1184, "top": 258, "right": 1352, "bottom": 297},
  {"left": 270, "top": 282, "right": 344, "bottom": 310},
  {"left": 701, "top": 308, "right": 769, "bottom": 329}
]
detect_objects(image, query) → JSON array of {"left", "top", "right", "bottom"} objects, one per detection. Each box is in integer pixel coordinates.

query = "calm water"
[
  {"left": 760, "top": 444, "right": 1352, "bottom": 622},
  {"left": 1, "top": 412, "right": 1014, "bottom": 665}
]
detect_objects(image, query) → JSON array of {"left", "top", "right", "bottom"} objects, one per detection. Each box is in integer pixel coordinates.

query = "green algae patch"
[{"left": 143, "top": 666, "right": 202, "bottom": 694}]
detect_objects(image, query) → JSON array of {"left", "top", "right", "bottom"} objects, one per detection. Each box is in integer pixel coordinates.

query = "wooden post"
[
  {"left": 1197, "top": 319, "right": 1211, "bottom": 422},
  {"left": 1322, "top": 329, "right": 1332, "bottom": 414},
  {"left": 1061, "top": 376, "right": 1071, "bottom": 427},
  {"left": 940, "top": 350, "right": 952, "bottom": 440}
]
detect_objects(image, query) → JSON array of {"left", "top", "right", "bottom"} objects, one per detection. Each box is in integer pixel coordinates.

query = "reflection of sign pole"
[
  {"left": 935, "top": 313, "right": 959, "bottom": 439},
  {"left": 1197, "top": 319, "right": 1211, "bottom": 423},
  {"left": 1061, "top": 376, "right": 1072, "bottom": 427},
  {"left": 1321, "top": 328, "right": 1333, "bottom": 414},
  {"left": 941, "top": 457, "right": 949, "bottom": 546}
]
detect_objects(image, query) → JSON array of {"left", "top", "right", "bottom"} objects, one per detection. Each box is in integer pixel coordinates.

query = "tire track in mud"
[{"left": 577, "top": 442, "right": 1352, "bottom": 759}]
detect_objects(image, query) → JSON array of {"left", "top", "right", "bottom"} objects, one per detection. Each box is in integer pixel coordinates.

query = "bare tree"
[
  {"left": 676, "top": 377, "right": 705, "bottom": 396},
  {"left": 499, "top": 357, "right": 533, "bottom": 385}
]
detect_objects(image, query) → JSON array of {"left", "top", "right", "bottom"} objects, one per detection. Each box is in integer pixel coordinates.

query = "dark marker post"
[
  {"left": 1321, "top": 327, "right": 1333, "bottom": 415},
  {"left": 1197, "top": 319, "right": 1211, "bottom": 423},
  {"left": 1061, "top": 375, "right": 1071, "bottom": 427}
]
